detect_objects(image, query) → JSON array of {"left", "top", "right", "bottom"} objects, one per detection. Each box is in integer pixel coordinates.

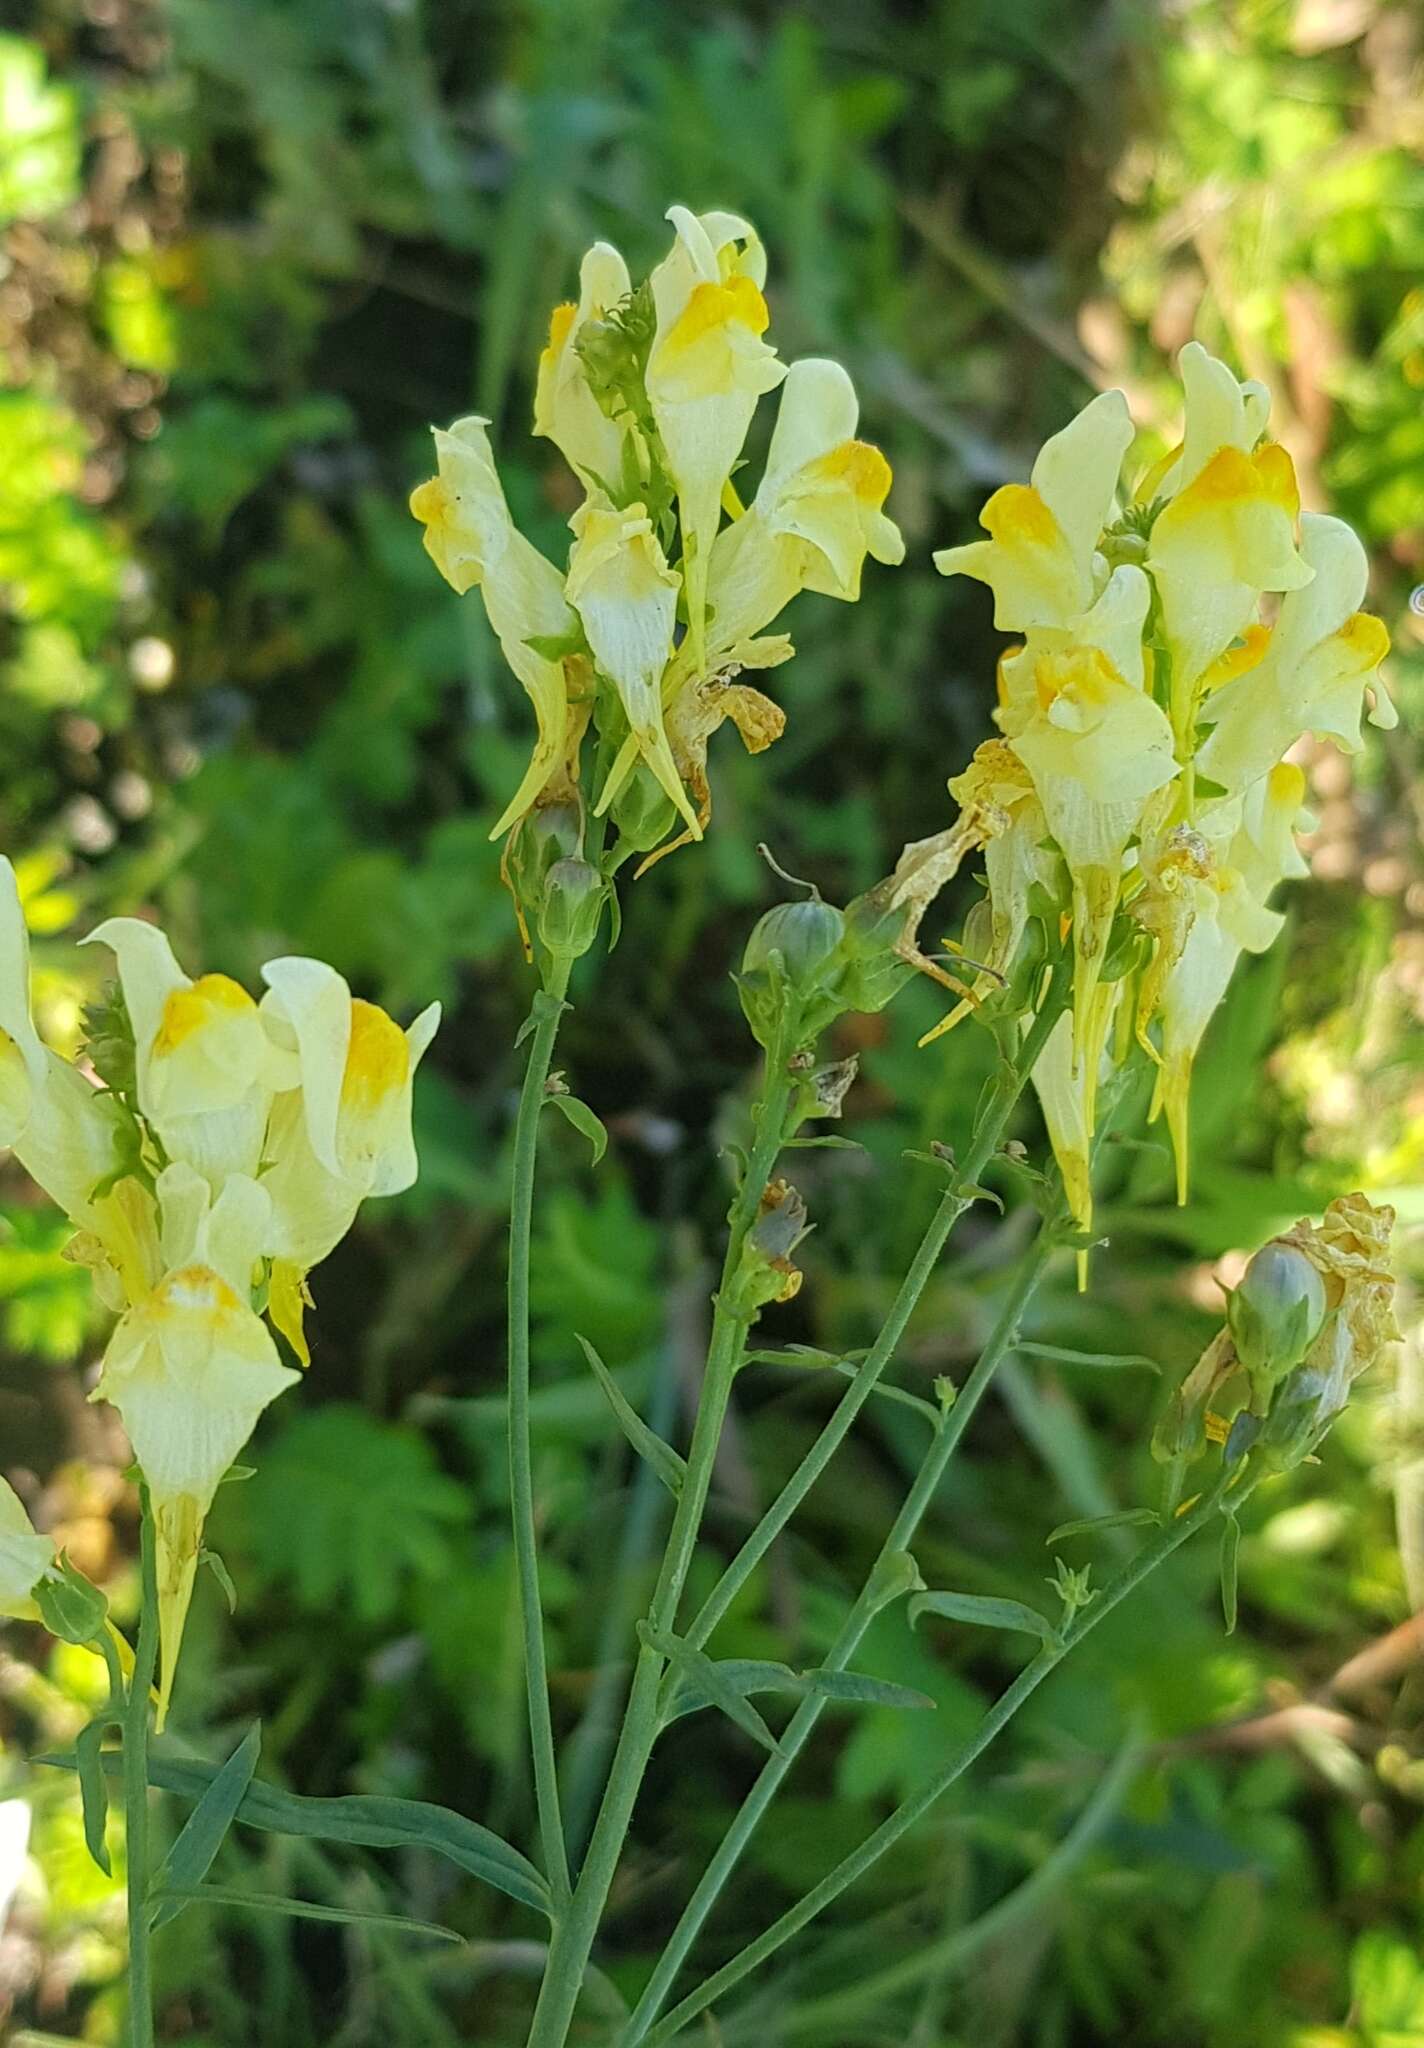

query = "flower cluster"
[
  {"left": 907, "top": 345, "right": 1393, "bottom": 1225},
  {"left": 410, "top": 207, "right": 904, "bottom": 898},
  {"left": 1155, "top": 1192, "right": 1397, "bottom": 1476},
  {"left": 0, "top": 860, "right": 439, "bottom": 1719}
]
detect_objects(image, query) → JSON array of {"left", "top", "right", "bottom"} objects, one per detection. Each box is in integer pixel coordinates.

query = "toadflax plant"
[{"left": 0, "top": 205, "right": 1399, "bottom": 2047}]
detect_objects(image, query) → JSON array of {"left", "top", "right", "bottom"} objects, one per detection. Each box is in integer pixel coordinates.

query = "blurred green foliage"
[{"left": 0, "top": 1, "right": 1421, "bottom": 2045}]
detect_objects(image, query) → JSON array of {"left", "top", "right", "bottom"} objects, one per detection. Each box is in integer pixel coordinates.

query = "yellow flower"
[
  {"left": 1134, "top": 767, "right": 1307, "bottom": 1198},
  {"left": 1197, "top": 513, "right": 1393, "bottom": 793},
  {"left": 94, "top": 1170, "right": 297, "bottom": 1725},
  {"left": 1008, "top": 644, "right": 1177, "bottom": 1058},
  {"left": 0, "top": 1477, "right": 55, "bottom": 1621},
  {"left": 410, "top": 416, "right": 581, "bottom": 836},
  {"left": 934, "top": 389, "right": 1133, "bottom": 630},
  {"left": 566, "top": 498, "right": 696, "bottom": 831},
  {"left": 646, "top": 206, "right": 786, "bottom": 662},
  {"left": 258, "top": 957, "right": 440, "bottom": 1296},
  {"left": 597, "top": 356, "right": 902, "bottom": 827},
  {"left": 83, "top": 916, "right": 283, "bottom": 1188},
  {"left": 533, "top": 241, "right": 635, "bottom": 488},
  {"left": 994, "top": 564, "right": 1151, "bottom": 738}
]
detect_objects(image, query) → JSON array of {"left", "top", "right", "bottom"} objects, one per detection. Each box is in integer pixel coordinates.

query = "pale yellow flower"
[
  {"left": 94, "top": 1169, "right": 296, "bottom": 1725},
  {"left": 566, "top": 498, "right": 696, "bottom": 831},
  {"left": 534, "top": 241, "right": 635, "bottom": 488},
  {"left": 1197, "top": 513, "right": 1393, "bottom": 793},
  {"left": 933, "top": 389, "right": 1133, "bottom": 630},
  {"left": 409, "top": 416, "right": 581, "bottom": 836},
  {"left": 645, "top": 206, "right": 786, "bottom": 662}
]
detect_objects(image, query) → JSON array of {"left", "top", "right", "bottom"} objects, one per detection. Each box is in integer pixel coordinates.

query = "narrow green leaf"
[
  {"left": 40, "top": 1750, "right": 553, "bottom": 1919},
  {"left": 1220, "top": 1511, "right": 1241, "bottom": 1635},
  {"left": 201, "top": 1548, "right": 238, "bottom": 1614},
  {"left": 1046, "top": 1508, "right": 1161, "bottom": 1545},
  {"left": 803, "top": 1671, "right": 936, "bottom": 1711},
  {"left": 782, "top": 1135, "right": 865, "bottom": 1152},
  {"left": 74, "top": 1718, "right": 116, "bottom": 1876},
  {"left": 575, "top": 1335, "right": 685, "bottom": 1495},
  {"left": 664, "top": 1658, "right": 934, "bottom": 1725},
  {"left": 909, "top": 1590, "right": 1061, "bottom": 1648},
  {"left": 642, "top": 1626, "right": 779, "bottom": 1752},
  {"left": 547, "top": 1092, "right": 607, "bottom": 1164},
  {"left": 151, "top": 1884, "right": 460, "bottom": 1942},
  {"left": 1018, "top": 1342, "right": 1160, "bottom": 1374},
  {"left": 153, "top": 1723, "right": 262, "bottom": 1926}
]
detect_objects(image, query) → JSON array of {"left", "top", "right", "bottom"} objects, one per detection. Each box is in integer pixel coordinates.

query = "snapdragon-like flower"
[
  {"left": 410, "top": 207, "right": 902, "bottom": 905},
  {"left": 921, "top": 342, "right": 1390, "bottom": 1218},
  {"left": 0, "top": 860, "right": 438, "bottom": 1718}
]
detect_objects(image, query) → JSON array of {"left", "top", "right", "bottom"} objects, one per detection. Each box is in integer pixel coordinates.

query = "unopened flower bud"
[
  {"left": 611, "top": 765, "right": 677, "bottom": 854},
  {"left": 1228, "top": 1242, "right": 1326, "bottom": 1388},
  {"left": 537, "top": 858, "right": 607, "bottom": 965},
  {"left": 34, "top": 1554, "right": 109, "bottom": 1646}
]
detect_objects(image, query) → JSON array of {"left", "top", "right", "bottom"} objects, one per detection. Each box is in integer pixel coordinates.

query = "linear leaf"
[
  {"left": 1017, "top": 1342, "right": 1160, "bottom": 1374},
  {"left": 1046, "top": 1508, "right": 1161, "bottom": 1545},
  {"left": 1220, "top": 1511, "right": 1241, "bottom": 1635},
  {"left": 575, "top": 1334, "right": 685, "bottom": 1494},
  {"left": 642, "top": 1627, "right": 779, "bottom": 1752},
  {"left": 41, "top": 1749, "right": 552, "bottom": 1919},
  {"left": 909, "top": 1590, "right": 1061, "bottom": 1648},
  {"left": 664, "top": 1657, "right": 933, "bottom": 1725},
  {"left": 153, "top": 1723, "right": 262, "bottom": 1926},
  {"left": 152, "top": 1884, "right": 460, "bottom": 1942},
  {"left": 74, "top": 1717, "right": 116, "bottom": 1876}
]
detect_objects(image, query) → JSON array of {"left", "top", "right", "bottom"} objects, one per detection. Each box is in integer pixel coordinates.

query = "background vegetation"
[{"left": 1, "top": 1, "right": 1421, "bottom": 2042}]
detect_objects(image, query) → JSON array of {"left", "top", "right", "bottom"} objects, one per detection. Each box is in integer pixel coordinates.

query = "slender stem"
[
  {"left": 644, "top": 1474, "right": 1247, "bottom": 2045},
  {"left": 509, "top": 959, "right": 574, "bottom": 1904},
  {"left": 525, "top": 1030, "right": 799, "bottom": 2048},
  {"left": 621, "top": 1194, "right": 1062, "bottom": 2045},
  {"left": 681, "top": 984, "right": 1066, "bottom": 1662},
  {"left": 124, "top": 1497, "right": 160, "bottom": 2048}
]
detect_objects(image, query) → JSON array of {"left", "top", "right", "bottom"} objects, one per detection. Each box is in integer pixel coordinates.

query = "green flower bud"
[
  {"left": 835, "top": 888, "right": 915, "bottom": 1017},
  {"left": 738, "top": 897, "right": 849, "bottom": 1051},
  {"left": 1228, "top": 1242, "right": 1327, "bottom": 1389},
  {"left": 611, "top": 764, "right": 678, "bottom": 855},
  {"left": 34, "top": 1554, "right": 110, "bottom": 1646},
  {"left": 537, "top": 858, "right": 608, "bottom": 966}
]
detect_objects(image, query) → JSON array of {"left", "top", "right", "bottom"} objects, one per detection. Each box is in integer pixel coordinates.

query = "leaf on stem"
[
  {"left": 547, "top": 1091, "right": 608, "bottom": 1164},
  {"left": 641, "top": 1626, "right": 780, "bottom": 1752},
  {"left": 74, "top": 1716, "right": 118, "bottom": 1876},
  {"left": 1017, "top": 1342, "right": 1160, "bottom": 1374},
  {"left": 38, "top": 1750, "right": 554, "bottom": 1919},
  {"left": 149, "top": 1884, "right": 461, "bottom": 1942},
  {"left": 575, "top": 1335, "right": 686, "bottom": 1495},
  {"left": 661, "top": 1654, "right": 935, "bottom": 1728},
  {"left": 1046, "top": 1507, "right": 1160, "bottom": 1544},
  {"left": 908, "top": 1590, "right": 1062, "bottom": 1649},
  {"left": 152, "top": 1723, "right": 262, "bottom": 1927}
]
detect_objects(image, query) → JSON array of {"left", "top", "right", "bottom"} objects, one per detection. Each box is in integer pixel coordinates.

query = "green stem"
[
  {"left": 509, "top": 960, "right": 574, "bottom": 1904},
  {"left": 643, "top": 1474, "right": 1247, "bottom": 2045},
  {"left": 680, "top": 984, "right": 1065, "bottom": 1663},
  {"left": 124, "top": 1497, "right": 160, "bottom": 2048},
  {"left": 525, "top": 1029, "right": 800, "bottom": 2048},
  {"left": 621, "top": 1189, "right": 1063, "bottom": 2045}
]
